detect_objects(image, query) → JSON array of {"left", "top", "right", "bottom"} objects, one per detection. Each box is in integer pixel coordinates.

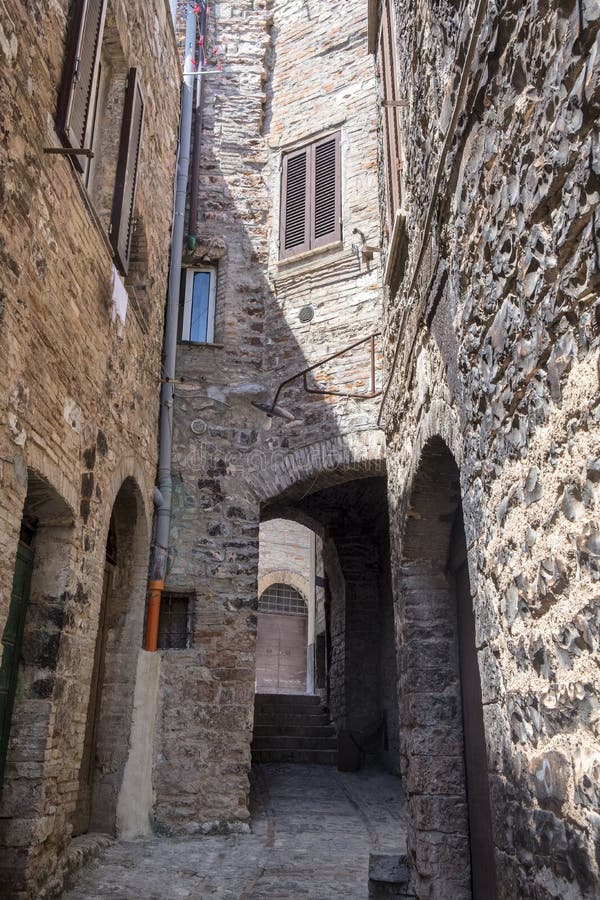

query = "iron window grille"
[
  {"left": 258, "top": 583, "right": 308, "bottom": 616},
  {"left": 157, "top": 592, "right": 193, "bottom": 649}
]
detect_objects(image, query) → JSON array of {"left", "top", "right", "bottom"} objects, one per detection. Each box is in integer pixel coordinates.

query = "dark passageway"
[{"left": 260, "top": 475, "right": 400, "bottom": 775}]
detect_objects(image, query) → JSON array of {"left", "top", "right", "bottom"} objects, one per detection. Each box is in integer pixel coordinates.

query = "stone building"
[
  {"left": 152, "top": 0, "right": 396, "bottom": 834},
  {"left": 256, "top": 518, "right": 322, "bottom": 696},
  {"left": 0, "top": 0, "right": 180, "bottom": 895},
  {"left": 153, "top": 0, "right": 599, "bottom": 896},
  {"left": 379, "top": 0, "right": 600, "bottom": 896},
  {"left": 1, "top": 0, "right": 599, "bottom": 897}
]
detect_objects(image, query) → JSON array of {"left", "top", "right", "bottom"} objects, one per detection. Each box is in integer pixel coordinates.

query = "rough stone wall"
[
  {"left": 382, "top": 0, "right": 600, "bottom": 895},
  {"left": 155, "top": 0, "right": 382, "bottom": 829},
  {"left": 0, "top": 0, "right": 179, "bottom": 894}
]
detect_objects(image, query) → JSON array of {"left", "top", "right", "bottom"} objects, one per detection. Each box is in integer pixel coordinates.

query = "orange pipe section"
[{"left": 145, "top": 580, "right": 164, "bottom": 651}]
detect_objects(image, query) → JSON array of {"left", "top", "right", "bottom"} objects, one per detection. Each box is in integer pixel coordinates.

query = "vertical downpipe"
[
  {"left": 188, "top": 1, "right": 207, "bottom": 235},
  {"left": 145, "top": 3, "right": 197, "bottom": 651}
]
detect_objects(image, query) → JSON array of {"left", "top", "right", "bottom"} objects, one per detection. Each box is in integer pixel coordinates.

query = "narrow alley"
[
  {"left": 63, "top": 765, "right": 406, "bottom": 899},
  {"left": 1, "top": 0, "right": 598, "bottom": 896}
]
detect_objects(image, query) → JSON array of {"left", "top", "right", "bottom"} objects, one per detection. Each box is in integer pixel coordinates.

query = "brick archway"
[
  {"left": 248, "top": 431, "right": 386, "bottom": 508},
  {"left": 74, "top": 475, "right": 150, "bottom": 836},
  {"left": 258, "top": 569, "right": 311, "bottom": 600}
]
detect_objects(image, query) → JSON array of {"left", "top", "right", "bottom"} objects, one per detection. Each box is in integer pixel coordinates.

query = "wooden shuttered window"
[
  {"left": 280, "top": 132, "right": 341, "bottom": 260},
  {"left": 109, "top": 69, "right": 145, "bottom": 274},
  {"left": 379, "top": 0, "right": 402, "bottom": 228},
  {"left": 281, "top": 146, "right": 310, "bottom": 257},
  {"left": 56, "top": 0, "right": 107, "bottom": 170}
]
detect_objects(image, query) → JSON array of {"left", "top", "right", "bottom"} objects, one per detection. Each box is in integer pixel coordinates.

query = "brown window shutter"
[
  {"left": 110, "top": 69, "right": 145, "bottom": 275},
  {"left": 379, "top": 1, "right": 402, "bottom": 226},
  {"left": 280, "top": 147, "right": 310, "bottom": 259},
  {"left": 56, "top": 0, "right": 107, "bottom": 170},
  {"left": 311, "top": 133, "right": 341, "bottom": 249}
]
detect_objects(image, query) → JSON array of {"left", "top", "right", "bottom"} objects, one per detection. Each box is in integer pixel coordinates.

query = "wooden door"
[
  {"left": 256, "top": 612, "right": 307, "bottom": 694},
  {"left": 0, "top": 542, "right": 34, "bottom": 795},
  {"left": 72, "top": 564, "right": 112, "bottom": 835},
  {"left": 451, "top": 509, "right": 497, "bottom": 899}
]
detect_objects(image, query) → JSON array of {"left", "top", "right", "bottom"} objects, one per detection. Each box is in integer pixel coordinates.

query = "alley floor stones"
[{"left": 63, "top": 764, "right": 406, "bottom": 899}]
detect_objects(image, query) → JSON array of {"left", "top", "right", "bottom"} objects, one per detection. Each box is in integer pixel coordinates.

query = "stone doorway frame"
[
  {"left": 73, "top": 475, "right": 149, "bottom": 836},
  {"left": 396, "top": 435, "right": 497, "bottom": 899}
]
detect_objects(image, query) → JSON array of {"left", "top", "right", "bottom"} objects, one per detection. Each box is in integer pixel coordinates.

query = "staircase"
[{"left": 252, "top": 693, "right": 338, "bottom": 765}]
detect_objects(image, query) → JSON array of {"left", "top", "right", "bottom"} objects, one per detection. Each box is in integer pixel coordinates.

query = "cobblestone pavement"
[{"left": 63, "top": 764, "right": 406, "bottom": 899}]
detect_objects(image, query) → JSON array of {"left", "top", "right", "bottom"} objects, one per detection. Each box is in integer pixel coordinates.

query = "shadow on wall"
[{"left": 154, "top": 0, "right": 387, "bottom": 827}]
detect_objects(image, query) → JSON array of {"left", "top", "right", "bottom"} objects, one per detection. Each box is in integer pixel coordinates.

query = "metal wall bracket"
[
  {"left": 266, "top": 332, "right": 382, "bottom": 415},
  {"left": 43, "top": 147, "right": 94, "bottom": 158}
]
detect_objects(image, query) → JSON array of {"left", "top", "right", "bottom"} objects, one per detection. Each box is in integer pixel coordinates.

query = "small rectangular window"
[
  {"left": 179, "top": 267, "right": 217, "bottom": 343},
  {"left": 157, "top": 592, "right": 192, "bottom": 650}
]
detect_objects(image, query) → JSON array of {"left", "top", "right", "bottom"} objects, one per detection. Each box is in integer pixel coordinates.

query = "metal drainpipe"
[
  {"left": 188, "top": 2, "right": 207, "bottom": 235},
  {"left": 145, "top": 2, "right": 197, "bottom": 651}
]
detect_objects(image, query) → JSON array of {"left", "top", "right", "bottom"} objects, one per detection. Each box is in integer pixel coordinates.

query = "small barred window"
[
  {"left": 258, "top": 583, "right": 307, "bottom": 616},
  {"left": 157, "top": 592, "right": 192, "bottom": 649}
]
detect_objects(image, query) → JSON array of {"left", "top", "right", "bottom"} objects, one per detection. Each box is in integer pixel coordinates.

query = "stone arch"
[
  {"left": 247, "top": 431, "right": 386, "bottom": 507},
  {"left": 259, "top": 582, "right": 308, "bottom": 613},
  {"left": 396, "top": 435, "right": 496, "bottom": 899},
  {"left": 99, "top": 456, "right": 152, "bottom": 553},
  {"left": 74, "top": 474, "right": 150, "bottom": 835},
  {"left": 258, "top": 569, "right": 311, "bottom": 601},
  {"left": 0, "top": 469, "right": 76, "bottom": 892}
]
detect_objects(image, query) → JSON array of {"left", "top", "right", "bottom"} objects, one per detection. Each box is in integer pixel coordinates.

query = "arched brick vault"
[
  {"left": 0, "top": 467, "right": 77, "bottom": 893},
  {"left": 258, "top": 569, "right": 311, "bottom": 601},
  {"left": 386, "top": 396, "right": 463, "bottom": 545},
  {"left": 98, "top": 457, "right": 152, "bottom": 564},
  {"left": 245, "top": 430, "right": 386, "bottom": 509}
]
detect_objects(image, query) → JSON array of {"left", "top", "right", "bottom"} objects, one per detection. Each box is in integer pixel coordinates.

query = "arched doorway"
[
  {"left": 398, "top": 437, "right": 496, "bottom": 899},
  {"left": 256, "top": 583, "right": 308, "bottom": 694},
  {"left": 0, "top": 472, "right": 74, "bottom": 805},
  {"left": 73, "top": 477, "right": 148, "bottom": 835},
  {"left": 72, "top": 516, "right": 117, "bottom": 835}
]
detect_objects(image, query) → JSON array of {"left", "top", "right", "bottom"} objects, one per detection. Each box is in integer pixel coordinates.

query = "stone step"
[
  {"left": 252, "top": 734, "right": 338, "bottom": 751},
  {"left": 254, "top": 693, "right": 322, "bottom": 708},
  {"left": 252, "top": 693, "right": 337, "bottom": 767},
  {"left": 254, "top": 712, "right": 331, "bottom": 727},
  {"left": 252, "top": 748, "right": 338, "bottom": 765},
  {"left": 253, "top": 723, "right": 336, "bottom": 738}
]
